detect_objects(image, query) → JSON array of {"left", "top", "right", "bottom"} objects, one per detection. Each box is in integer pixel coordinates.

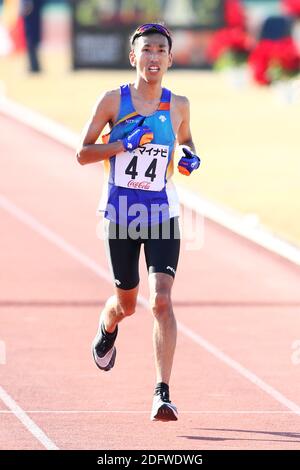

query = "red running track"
[{"left": 1, "top": 113, "right": 300, "bottom": 450}]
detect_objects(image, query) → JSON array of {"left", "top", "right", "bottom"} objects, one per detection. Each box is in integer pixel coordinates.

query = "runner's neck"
[{"left": 132, "top": 80, "right": 163, "bottom": 103}]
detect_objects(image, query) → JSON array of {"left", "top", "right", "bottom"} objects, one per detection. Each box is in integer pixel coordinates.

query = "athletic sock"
[{"left": 154, "top": 382, "right": 170, "bottom": 402}]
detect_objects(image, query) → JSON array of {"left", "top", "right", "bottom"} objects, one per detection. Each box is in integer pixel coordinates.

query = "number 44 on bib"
[{"left": 115, "top": 144, "right": 169, "bottom": 191}]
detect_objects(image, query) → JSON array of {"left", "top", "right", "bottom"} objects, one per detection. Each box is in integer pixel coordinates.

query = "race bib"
[{"left": 114, "top": 144, "right": 169, "bottom": 191}]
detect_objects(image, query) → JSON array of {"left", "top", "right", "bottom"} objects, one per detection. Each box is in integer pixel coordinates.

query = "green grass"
[{"left": 1, "top": 49, "right": 300, "bottom": 246}]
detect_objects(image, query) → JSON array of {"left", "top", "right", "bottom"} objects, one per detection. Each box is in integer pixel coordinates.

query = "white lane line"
[
  {"left": 1, "top": 96, "right": 300, "bottom": 267},
  {"left": 0, "top": 195, "right": 111, "bottom": 283},
  {"left": 1, "top": 194, "right": 300, "bottom": 419},
  {"left": 0, "top": 385, "right": 58, "bottom": 450},
  {"left": 0, "top": 96, "right": 78, "bottom": 149},
  {"left": 0, "top": 410, "right": 298, "bottom": 415},
  {"left": 177, "top": 186, "right": 300, "bottom": 267},
  {"left": 178, "top": 323, "right": 300, "bottom": 416}
]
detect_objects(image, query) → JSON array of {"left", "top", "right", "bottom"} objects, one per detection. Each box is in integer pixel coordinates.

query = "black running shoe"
[
  {"left": 151, "top": 388, "right": 178, "bottom": 421},
  {"left": 92, "top": 321, "right": 118, "bottom": 372}
]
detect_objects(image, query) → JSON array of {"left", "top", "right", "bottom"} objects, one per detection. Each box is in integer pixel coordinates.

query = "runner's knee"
[{"left": 150, "top": 291, "right": 171, "bottom": 318}]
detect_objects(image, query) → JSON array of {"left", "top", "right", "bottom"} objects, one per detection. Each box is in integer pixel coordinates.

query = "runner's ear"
[{"left": 129, "top": 49, "right": 136, "bottom": 67}]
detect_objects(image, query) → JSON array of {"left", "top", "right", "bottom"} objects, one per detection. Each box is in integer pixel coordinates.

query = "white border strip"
[
  {"left": 0, "top": 385, "right": 58, "bottom": 450},
  {"left": 1, "top": 194, "right": 300, "bottom": 417},
  {"left": 1, "top": 96, "right": 300, "bottom": 267}
]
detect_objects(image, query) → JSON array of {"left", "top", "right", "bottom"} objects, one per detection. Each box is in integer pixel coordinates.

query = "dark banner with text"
[
  {"left": 71, "top": 0, "right": 225, "bottom": 69},
  {"left": 0, "top": 450, "right": 299, "bottom": 467}
]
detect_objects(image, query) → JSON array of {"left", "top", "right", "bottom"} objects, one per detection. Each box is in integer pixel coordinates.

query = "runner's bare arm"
[
  {"left": 76, "top": 91, "right": 124, "bottom": 165},
  {"left": 176, "top": 97, "right": 196, "bottom": 153}
]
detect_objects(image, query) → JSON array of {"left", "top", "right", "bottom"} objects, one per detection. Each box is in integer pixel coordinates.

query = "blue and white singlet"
[{"left": 98, "top": 84, "right": 180, "bottom": 226}]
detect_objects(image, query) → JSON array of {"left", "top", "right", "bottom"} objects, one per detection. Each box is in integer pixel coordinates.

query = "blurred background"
[{"left": 0, "top": 0, "right": 299, "bottom": 245}]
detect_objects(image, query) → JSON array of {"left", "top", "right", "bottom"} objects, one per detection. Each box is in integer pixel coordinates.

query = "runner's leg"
[
  {"left": 144, "top": 217, "right": 180, "bottom": 383},
  {"left": 148, "top": 272, "right": 176, "bottom": 383}
]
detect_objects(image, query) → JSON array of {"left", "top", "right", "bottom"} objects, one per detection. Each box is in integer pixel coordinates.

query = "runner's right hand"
[{"left": 122, "top": 126, "right": 154, "bottom": 151}]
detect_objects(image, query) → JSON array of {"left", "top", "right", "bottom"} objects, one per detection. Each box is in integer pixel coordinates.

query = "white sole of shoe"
[{"left": 151, "top": 403, "right": 178, "bottom": 422}]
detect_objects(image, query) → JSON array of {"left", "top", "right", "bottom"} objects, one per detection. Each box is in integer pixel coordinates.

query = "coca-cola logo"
[{"left": 127, "top": 180, "right": 151, "bottom": 190}]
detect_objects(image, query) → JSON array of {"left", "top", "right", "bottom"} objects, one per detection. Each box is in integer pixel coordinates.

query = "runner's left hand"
[{"left": 178, "top": 146, "right": 201, "bottom": 176}]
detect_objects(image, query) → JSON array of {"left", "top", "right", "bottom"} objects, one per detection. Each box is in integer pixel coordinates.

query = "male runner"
[{"left": 77, "top": 23, "right": 200, "bottom": 422}]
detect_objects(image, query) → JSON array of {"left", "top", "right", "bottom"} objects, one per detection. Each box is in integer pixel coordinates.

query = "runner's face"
[{"left": 130, "top": 34, "right": 172, "bottom": 82}]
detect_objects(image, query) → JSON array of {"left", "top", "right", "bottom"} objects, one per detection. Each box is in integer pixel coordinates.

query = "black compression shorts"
[{"left": 104, "top": 217, "right": 180, "bottom": 290}]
